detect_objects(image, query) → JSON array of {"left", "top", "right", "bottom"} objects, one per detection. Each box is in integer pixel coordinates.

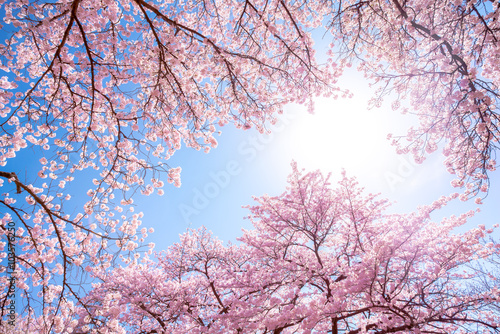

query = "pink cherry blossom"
[{"left": 75, "top": 164, "right": 499, "bottom": 334}]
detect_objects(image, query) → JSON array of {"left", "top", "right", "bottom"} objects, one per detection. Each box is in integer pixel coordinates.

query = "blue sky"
[{"left": 137, "top": 67, "right": 500, "bottom": 251}]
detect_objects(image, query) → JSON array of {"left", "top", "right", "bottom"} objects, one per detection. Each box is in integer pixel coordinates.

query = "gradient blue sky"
[{"left": 138, "top": 68, "right": 500, "bottom": 250}]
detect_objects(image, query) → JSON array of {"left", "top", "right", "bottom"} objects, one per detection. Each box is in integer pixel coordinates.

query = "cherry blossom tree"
[
  {"left": 323, "top": 0, "right": 500, "bottom": 197},
  {"left": 76, "top": 164, "right": 500, "bottom": 334}
]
